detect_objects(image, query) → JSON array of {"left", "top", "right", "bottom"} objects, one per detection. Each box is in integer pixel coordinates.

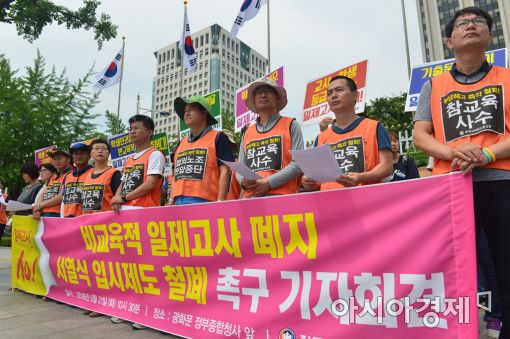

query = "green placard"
[{"left": 150, "top": 132, "right": 170, "bottom": 156}]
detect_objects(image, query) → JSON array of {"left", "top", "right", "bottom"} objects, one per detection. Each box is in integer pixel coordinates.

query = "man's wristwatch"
[{"left": 121, "top": 195, "right": 128, "bottom": 203}]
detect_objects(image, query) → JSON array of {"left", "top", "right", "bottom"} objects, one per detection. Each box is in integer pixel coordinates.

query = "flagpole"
[
  {"left": 266, "top": 0, "right": 271, "bottom": 72},
  {"left": 116, "top": 37, "right": 125, "bottom": 134},
  {"left": 178, "top": 0, "right": 188, "bottom": 139},
  {"left": 401, "top": 0, "right": 411, "bottom": 78}
]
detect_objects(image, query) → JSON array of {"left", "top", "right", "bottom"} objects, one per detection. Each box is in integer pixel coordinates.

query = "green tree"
[
  {"left": 221, "top": 109, "right": 241, "bottom": 144},
  {"left": 365, "top": 93, "right": 413, "bottom": 131},
  {"left": 0, "top": 0, "right": 117, "bottom": 49},
  {"left": 0, "top": 51, "right": 100, "bottom": 195},
  {"left": 104, "top": 109, "right": 126, "bottom": 135},
  {"left": 365, "top": 93, "right": 428, "bottom": 166}
]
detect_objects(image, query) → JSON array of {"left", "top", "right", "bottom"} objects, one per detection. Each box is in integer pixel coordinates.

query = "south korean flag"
[
  {"left": 181, "top": 6, "right": 197, "bottom": 75},
  {"left": 230, "top": 0, "right": 267, "bottom": 37},
  {"left": 93, "top": 47, "right": 123, "bottom": 90}
]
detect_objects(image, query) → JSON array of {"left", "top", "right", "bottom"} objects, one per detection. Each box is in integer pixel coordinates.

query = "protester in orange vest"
[
  {"left": 62, "top": 142, "right": 93, "bottom": 218},
  {"left": 223, "top": 129, "right": 242, "bottom": 200},
  {"left": 0, "top": 181, "right": 9, "bottom": 242},
  {"left": 302, "top": 75, "right": 393, "bottom": 191},
  {"left": 237, "top": 77, "right": 304, "bottom": 197},
  {"left": 33, "top": 148, "right": 72, "bottom": 218},
  {"left": 110, "top": 115, "right": 165, "bottom": 329},
  {"left": 81, "top": 139, "right": 121, "bottom": 214},
  {"left": 413, "top": 7, "right": 510, "bottom": 337},
  {"left": 111, "top": 115, "right": 165, "bottom": 213},
  {"left": 81, "top": 140, "right": 120, "bottom": 318},
  {"left": 170, "top": 96, "right": 234, "bottom": 205}
]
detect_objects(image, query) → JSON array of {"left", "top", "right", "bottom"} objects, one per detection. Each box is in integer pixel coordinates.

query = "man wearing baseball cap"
[
  {"left": 237, "top": 77, "right": 304, "bottom": 197},
  {"left": 32, "top": 147, "right": 72, "bottom": 218},
  {"left": 170, "top": 96, "right": 234, "bottom": 204},
  {"left": 62, "top": 142, "right": 93, "bottom": 218}
]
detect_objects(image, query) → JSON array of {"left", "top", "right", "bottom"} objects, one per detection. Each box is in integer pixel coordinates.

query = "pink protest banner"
[
  {"left": 39, "top": 173, "right": 476, "bottom": 338},
  {"left": 234, "top": 66, "right": 284, "bottom": 132},
  {"left": 34, "top": 145, "right": 56, "bottom": 167},
  {"left": 302, "top": 59, "right": 368, "bottom": 126}
]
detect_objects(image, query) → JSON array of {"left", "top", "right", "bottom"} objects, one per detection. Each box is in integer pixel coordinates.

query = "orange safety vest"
[
  {"left": 242, "top": 116, "right": 299, "bottom": 197},
  {"left": 63, "top": 167, "right": 93, "bottom": 218},
  {"left": 226, "top": 170, "right": 241, "bottom": 200},
  {"left": 81, "top": 167, "right": 117, "bottom": 213},
  {"left": 430, "top": 66, "right": 510, "bottom": 174},
  {"left": 172, "top": 130, "right": 221, "bottom": 201},
  {"left": 317, "top": 118, "right": 380, "bottom": 191},
  {"left": 42, "top": 170, "right": 71, "bottom": 215},
  {"left": 121, "top": 147, "right": 164, "bottom": 207},
  {"left": 0, "top": 193, "right": 8, "bottom": 224}
]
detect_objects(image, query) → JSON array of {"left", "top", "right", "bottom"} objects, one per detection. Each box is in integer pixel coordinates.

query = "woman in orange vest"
[
  {"left": 81, "top": 139, "right": 121, "bottom": 214},
  {"left": 0, "top": 181, "right": 8, "bottom": 243}
]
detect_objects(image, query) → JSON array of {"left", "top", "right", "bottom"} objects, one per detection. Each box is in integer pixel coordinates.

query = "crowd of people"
[{"left": 3, "top": 6, "right": 508, "bottom": 338}]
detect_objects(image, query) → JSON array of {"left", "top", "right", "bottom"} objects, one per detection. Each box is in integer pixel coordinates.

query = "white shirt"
[{"left": 131, "top": 148, "right": 165, "bottom": 176}]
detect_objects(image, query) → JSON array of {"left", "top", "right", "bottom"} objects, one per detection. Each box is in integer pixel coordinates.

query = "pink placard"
[
  {"left": 41, "top": 173, "right": 477, "bottom": 338},
  {"left": 34, "top": 145, "right": 56, "bottom": 167}
]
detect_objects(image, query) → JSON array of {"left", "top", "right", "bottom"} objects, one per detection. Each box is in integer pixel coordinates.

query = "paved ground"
[
  {"left": 0, "top": 247, "right": 181, "bottom": 339},
  {"left": 0, "top": 246, "right": 492, "bottom": 338}
]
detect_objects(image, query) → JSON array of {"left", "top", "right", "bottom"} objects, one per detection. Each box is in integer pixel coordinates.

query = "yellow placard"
[{"left": 11, "top": 216, "right": 47, "bottom": 295}]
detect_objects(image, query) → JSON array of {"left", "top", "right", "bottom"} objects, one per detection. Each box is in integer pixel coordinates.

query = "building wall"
[
  {"left": 416, "top": 0, "right": 509, "bottom": 62},
  {"left": 152, "top": 24, "right": 267, "bottom": 138}
]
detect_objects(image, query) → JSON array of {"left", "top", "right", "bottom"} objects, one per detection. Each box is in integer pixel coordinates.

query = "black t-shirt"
[
  {"left": 90, "top": 169, "right": 122, "bottom": 194},
  {"left": 391, "top": 155, "right": 420, "bottom": 181}
]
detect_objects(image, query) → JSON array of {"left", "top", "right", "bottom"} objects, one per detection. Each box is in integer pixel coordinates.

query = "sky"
[{"left": 1, "top": 0, "right": 424, "bottom": 142}]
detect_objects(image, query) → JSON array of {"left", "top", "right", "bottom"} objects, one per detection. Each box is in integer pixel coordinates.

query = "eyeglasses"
[
  {"left": 454, "top": 17, "right": 487, "bottom": 30},
  {"left": 253, "top": 87, "right": 276, "bottom": 95}
]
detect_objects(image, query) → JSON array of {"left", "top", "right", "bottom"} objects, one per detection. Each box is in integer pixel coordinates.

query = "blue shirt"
[{"left": 314, "top": 116, "right": 392, "bottom": 151}]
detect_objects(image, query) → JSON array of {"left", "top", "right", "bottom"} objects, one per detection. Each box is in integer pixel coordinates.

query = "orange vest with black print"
[
  {"left": 172, "top": 130, "right": 220, "bottom": 202},
  {"left": 42, "top": 171, "right": 71, "bottom": 215},
  {"left": 226, "top": 170, "right": 241, "bottom": 200},
  {"left": 430, "top": 66, "right": 510, "bottom": 174},
  {"left": 0, "top": 193, "right": 8, "bottom": 224},
  {"left": 121, "top": 147, "right": 163, "bottom": 207},
  {"left": 317, "top": 118, "right": 380, "bottom": 191},
  {"left": 63, "top": 168, "right": 93, "bottom": 218},
  {"left": 242, "top": 116, "right": 299, "bottom": 197},
  {"left": 81, "top": 167, "right": 116, "bottom": 213}
]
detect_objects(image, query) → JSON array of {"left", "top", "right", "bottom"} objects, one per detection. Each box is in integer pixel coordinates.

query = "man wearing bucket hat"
[
  {"left": 237, "top": 77, "right": 304, "bottom": 197},
  {"left": 32, "top": 147, "right": 72, "bottom": 218},
  {"left": 62, "top": 142, "right": 93, "bottom": 218},
  {"left": 170, "top": 96, "right": 234, "bottom": 205}
]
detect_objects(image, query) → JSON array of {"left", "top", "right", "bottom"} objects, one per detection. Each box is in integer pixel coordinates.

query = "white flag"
[
  {"left": 93, "top": 47, "right": 123, "bottom": 90},
  {"left": 230, "top": 0, "right": 267, "bottom": 37},
  {"left": 181, "top": 6, "right": 197, "bottom": 74}
]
